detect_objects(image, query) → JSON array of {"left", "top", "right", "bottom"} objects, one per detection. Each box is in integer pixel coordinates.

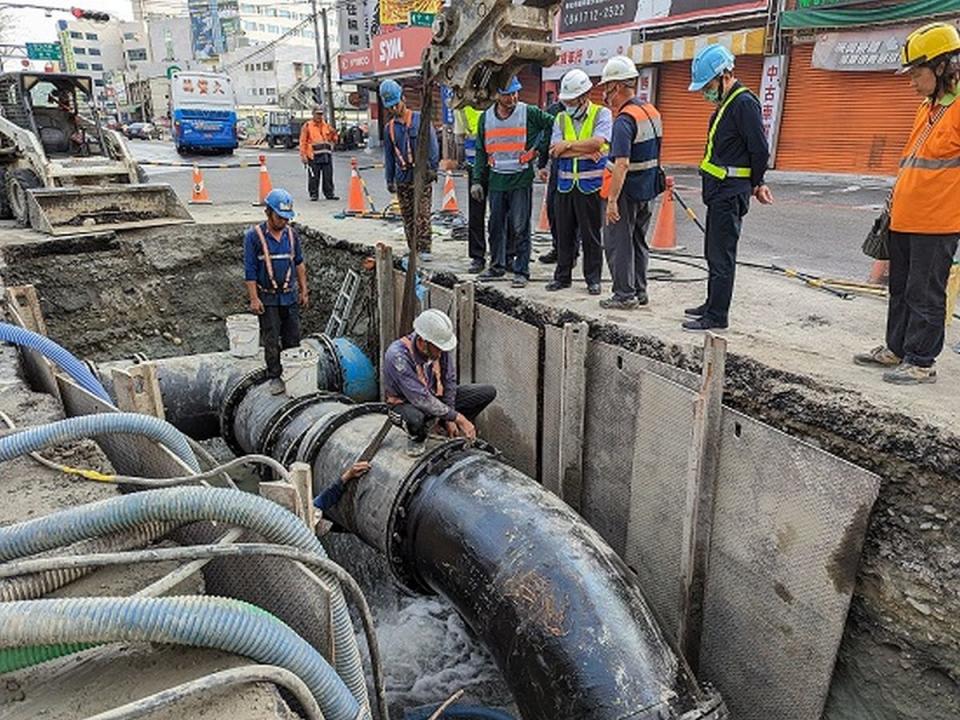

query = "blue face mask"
[{"left": 703, "top": 86, "right": 721, "bottom": 104}]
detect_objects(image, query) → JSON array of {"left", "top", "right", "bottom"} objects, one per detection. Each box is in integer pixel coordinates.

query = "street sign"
[
  {"left": 409, "top": 12, "right": 435, "bottom": 28},
  {"left": 166, "top": 65, "right": 182, "bottom": 79},
  {"left": 25, "top": 42, "right": 61, "bottom": 61}
]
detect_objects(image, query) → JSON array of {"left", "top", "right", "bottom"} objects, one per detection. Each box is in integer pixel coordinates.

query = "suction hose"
[
  {"left": 0, "top": 413, "right": 199, "bottom": 472},
  {"left": 0, "top": 596, "right": 358, "bottom": 720},
  {"left": 0, "top": 486, "right": 369, "bottom": 716},
  {"left": 0, "top": 322, "right": 111, "bottom": 403}
]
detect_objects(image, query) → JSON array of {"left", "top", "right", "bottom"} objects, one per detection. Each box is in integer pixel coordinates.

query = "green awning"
[{"left": 781, "top": 0, "right": 960, "bottom": 29}]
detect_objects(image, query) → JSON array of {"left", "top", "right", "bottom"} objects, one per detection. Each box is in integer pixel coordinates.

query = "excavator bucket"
[{"left": 24, "top": 183, "right": 193, "bottom": 236}]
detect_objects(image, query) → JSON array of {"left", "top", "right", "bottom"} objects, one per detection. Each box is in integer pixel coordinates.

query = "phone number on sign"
[{"left": 562, "top": 3, "right": 628, "bottom": 27}]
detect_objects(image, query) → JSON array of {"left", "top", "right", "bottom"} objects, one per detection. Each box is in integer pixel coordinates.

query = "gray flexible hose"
[
  {"left": 0, "top": 487, "right": 369, "bottom": 717},
  {"left": 0, "top": 596, "right": 357, "bottom": 720},
  {"left": 81, "top": 664, "right": 325, "bottom": 720}
]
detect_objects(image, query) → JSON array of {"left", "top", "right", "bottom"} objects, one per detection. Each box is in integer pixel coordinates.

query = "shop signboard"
[
  {"left": 339, "top": 48, "right": 375, "bottom": 80},
  {"left": 379, "top": 0, "right": 441, "bottom": 27},
  {"left": 759, "top": 55, "right": 785, "bottom": 162},
  {"left": 371, "top": 26, "right": 433, "bottom": 75},
  {"left": 812, "top": 24, "right": 921, "bottom": 72},
  {"left": 559, "top": 0, "right": 768, "bottom": 39},
  {"left": 543, "top": 32, "right": 632, "bottom": 80}
]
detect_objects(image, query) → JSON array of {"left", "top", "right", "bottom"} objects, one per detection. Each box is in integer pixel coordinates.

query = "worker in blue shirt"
[
  {"left": 684, "top": 44, "right": 774, "bottom": 333},
  {"left": 314, "top": 461, "right": 371, "bottom": 513},
  {"left": 243, "top": 188, "right": 308, "bottom": 394},
  {"left": 380, "top": 79, "right": 439, "bottom": 262}
]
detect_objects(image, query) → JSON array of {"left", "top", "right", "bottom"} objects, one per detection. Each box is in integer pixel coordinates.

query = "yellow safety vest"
[{"left": 700, "top": 86, "right": 752, "bottom": 181}]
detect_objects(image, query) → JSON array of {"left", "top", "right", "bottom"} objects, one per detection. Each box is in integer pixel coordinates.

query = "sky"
[{"left": 2, "top": 1, "right": 134, "bottom": 44}]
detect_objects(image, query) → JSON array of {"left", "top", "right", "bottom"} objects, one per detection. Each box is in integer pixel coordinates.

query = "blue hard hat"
[
  {"left": 264, "top": 188, "right": 295, "bottom": 219},
  {"left": 689, "top": 44, "right": 736, "bottom": 91},
  {"left": 499, "top": 77, "right": 522, "bottom": 94},
  {"left": 379, "top": 79, "right": 403, "bottom": 108}
]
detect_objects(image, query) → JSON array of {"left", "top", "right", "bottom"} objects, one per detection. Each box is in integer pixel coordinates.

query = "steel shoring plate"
[
  {"left": 539, "top": 325, "right": 563, "bottom": 494},
  {"left": 699, "top": 409, "right": 880, "bottom": 720}
]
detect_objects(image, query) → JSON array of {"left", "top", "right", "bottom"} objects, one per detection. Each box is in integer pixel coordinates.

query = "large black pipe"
[{"left": 227, "top": 393, "right": 728, "bottom": 720}]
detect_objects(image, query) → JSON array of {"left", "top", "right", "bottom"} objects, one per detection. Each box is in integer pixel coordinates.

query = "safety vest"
[
  {"left": 700, "top": 86, "right": 753, "bottom": 181},
  {"left": 463, "top": 106, "right": 481, "bottom": 167},
  {"left": 385, "top": 335, "right": 444, "bottom": 406},
  {"left": 600, "top": 101, "right": 662, "bottom": 199},
  {"left": 387, "top": 109, "right": 416, "bottom": 171},
  {"left": 300, "top": 120, "right": 335, "bottom": 160},
  {"left": 484, "top": 102, "right": 528, "bottom": 175},
  {"left": 556, "top": 103, "right": 609, "bottom": 194},
  {"left": 252, "top": 224, "right": 297, "bottom": 294},
  {"left": 890, "top": 95, "right": 960, "bottom": 234}
]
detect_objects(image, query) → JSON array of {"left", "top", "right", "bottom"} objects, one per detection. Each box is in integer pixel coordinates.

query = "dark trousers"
[
  {"left": 603, "top": 194, "right": 652, "bottom": 300},
  {"left": 307, "top": 157, "right": 334, "bottom": 200},
  {"left": 547, "top": 160, "right": 559, "bottom": 251},
  {"left": 259, "top": 302, "right": 301, "bottom": 378},
  {"left": 468, "top": 178, "right": 487, "bottom": 262},
  {"left": 554, "top": 189, "right": 603, "bottom": 286},
  {"left": 391, "top": 384, "right": 497, "bottom": 441},
  {"left": 488, "top": 185, "right": 532, "bottom": 276},
  {"left": 703, "top": 193, "right": 750, "bottom": 325},
  {"left": 886, "top": 231, "right": 959, "bottom": 367}
]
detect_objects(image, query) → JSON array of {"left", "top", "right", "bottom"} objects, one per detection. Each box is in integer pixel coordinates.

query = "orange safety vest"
[
  {"left": 385, "top": 335, "right": 444, "bottom": 406},
  {"left": 299, "top": 120, "right": 337, "bottom": 161},
  {"left": 253, "top": 224, "right": 297, "bottom": 294},
  {"left": 600, "top": 102, "right": 662, "bottom": 199},
  {"left": 890, "top": 96, "right": 960, "bottom": 235}
]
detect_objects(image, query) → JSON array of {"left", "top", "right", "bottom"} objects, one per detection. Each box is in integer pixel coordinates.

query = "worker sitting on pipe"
[
  {"left": 313, "top": 461, "right": 371, "bottom": 513},
  {"left": 383, "top": 309, "right": 496, "bottom": 457}
]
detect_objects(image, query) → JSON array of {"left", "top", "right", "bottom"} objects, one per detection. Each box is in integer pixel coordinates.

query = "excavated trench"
[{"left": 1, "top": 222, "right": 958, "bottom": 719}]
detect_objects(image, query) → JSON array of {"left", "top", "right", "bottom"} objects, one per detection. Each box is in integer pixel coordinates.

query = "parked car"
[{"left": 125, "top": 122, "right": 160, "bottom": 140}]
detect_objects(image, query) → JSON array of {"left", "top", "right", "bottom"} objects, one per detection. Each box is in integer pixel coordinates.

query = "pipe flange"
[
  {"left": 278, "top": 393, "right": 352, "bottom": 468},
  {"left": 256, "top": 392, "right": 332, "bottom": 478},
  {"left": 386, "top": 440, "right": 496, "bottom": 593},
  {"left": 303, "top": 333, "right": 343, "bottom": 393},
  {"left": 219, "top": 367, "right": 269, "bottom": 456},
  {"left": 296, "top": 401, "right": 389, "bottom": 466}
]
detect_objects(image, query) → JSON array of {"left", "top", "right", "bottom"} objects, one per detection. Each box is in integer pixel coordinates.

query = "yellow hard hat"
[{"left": 900, "top": 22, "right": 960, "bottom": 72}]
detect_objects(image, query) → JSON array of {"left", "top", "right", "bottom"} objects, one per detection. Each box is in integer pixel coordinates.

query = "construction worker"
[
  {"left": 380, "top": 79, "right": 439, "bottom": 262},
  {"left": 473, "top": 78, "right": 554, "bottom": 287},
  {"left": 313, "top": 461, "right": 371, "bottom": 513},
  {"left": 684, "top": 44, "right": 773, "bottom": 332},
  {"left": 383, "top": 309, "right": 497, "bottom": 456},
  {"left": 854, "top": 22, "right": 960, "bottom": 385},
  {"left": 243, "top": 188, "right": 308, "bottom": 395},
  {"left": 597, "top": 56, "right": 664, "bottom": 309},
  {"left": 299, "top": 106, "right": 339, "bottom": 201},
  {"left": 545, "top": 69, "right": 612, "bottom": 296},
  {"left": 458, "top": 105, "right": 487, "bottom": 273}
]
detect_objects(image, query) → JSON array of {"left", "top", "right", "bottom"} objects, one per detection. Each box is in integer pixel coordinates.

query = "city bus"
[{"left": 170, "top": 71, "right": 238, "bottom": 155}]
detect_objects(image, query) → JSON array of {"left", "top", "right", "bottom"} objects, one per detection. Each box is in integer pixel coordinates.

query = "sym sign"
[
  {"left": 372, "top": 26, "right": 433, "bottom": 74},
  {"left": 559, "top": 0, "right": 768, "bottom": 39}
]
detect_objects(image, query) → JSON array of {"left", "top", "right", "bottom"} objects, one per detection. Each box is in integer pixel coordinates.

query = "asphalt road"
[{"left": 130, "top": 138, "right": 893, "bottom": 281}]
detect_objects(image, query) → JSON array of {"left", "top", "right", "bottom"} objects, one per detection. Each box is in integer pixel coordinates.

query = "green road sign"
[
  {"left": 25, "top": 43, "right": 61, "bottom": 61},
  {"left": 166, "top": 65, "right": 182, "bottom": 79},
  {"left": 409, "top": 11, "right": 435, "bottom": 27}
]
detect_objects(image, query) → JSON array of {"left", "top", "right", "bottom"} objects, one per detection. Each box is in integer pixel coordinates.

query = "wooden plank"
[
  {"left": 290, "top": 461, "right": 314, "bottom": 529},
  {"left": 678, "top": 332, "right": 727, "bottom": 671},
  {"left": 454, "top": 282, "right": 475, "bottom": 384},
  {"left": 558, "top": 322, "right": 588, "bottom": 512},
  {"left": 375, "top": 244, "right": 396, "bottom": 402},
  {"left": 2, "top": 289, "right": 60, "bottom": 400},
  {"left": 111, "top": 363, "right": 165, "bottom": 419},
  {"left": 4, "top": 285, "right": 47, "bottom": 334}
]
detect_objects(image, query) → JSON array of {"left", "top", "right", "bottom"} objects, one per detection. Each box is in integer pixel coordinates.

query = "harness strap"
[
  {"left": 253, "top": 224, "right": 296, "bottom": 294},
  {"left": 385, "top": 335, "right": 444, "bottom": 404},
  {"left": 388, "top": 113, "right": 416, "bottom": 170}
]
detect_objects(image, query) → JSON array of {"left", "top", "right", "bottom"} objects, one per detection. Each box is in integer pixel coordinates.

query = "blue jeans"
[{"left": 488, "top": 185, "right": 533, "bottom": 277}]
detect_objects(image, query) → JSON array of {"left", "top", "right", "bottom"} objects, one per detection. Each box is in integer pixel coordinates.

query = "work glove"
[
  {"left": 387, "top": 182, "right": 397, "bottom": 195},
  {"left": 470, "top": 184, "right": 485, "bottom": 202}
]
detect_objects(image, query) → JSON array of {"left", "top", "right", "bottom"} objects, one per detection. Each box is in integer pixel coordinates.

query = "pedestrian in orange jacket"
[{"left": 299, "top": 106, "right": 339, "bottom": 201}]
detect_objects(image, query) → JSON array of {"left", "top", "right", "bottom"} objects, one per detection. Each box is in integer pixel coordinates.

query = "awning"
[
  {"left": 629, "top": 27, "right": 766, "bottom": 65},
  {"left": 781, "top": 0, "right": 960, "bottom": 30}
]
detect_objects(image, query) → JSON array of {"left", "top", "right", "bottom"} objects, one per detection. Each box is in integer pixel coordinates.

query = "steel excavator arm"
[{"left": 424, "top": 0, "right": 560, "bottom": 110}]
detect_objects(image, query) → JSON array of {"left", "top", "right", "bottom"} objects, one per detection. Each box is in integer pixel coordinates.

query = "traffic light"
[{"left": 71, "top": 7, "right": 110, "bottom": 22}]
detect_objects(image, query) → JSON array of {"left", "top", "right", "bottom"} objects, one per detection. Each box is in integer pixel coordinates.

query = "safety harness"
[
  {"left": 385, "top": 335, "right": 444, "bottom": 406},
  {"left": 388, "top": 110, "right": 416, "bottom": 171},
  {"left": 700, "top": 85, "right": 753, "bottom": 181},
  {"left": 253, "top": 224, "right": 297, "bottom": 294}
]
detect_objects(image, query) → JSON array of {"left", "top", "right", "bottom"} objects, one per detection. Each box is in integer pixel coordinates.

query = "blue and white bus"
[{"left": 170, "top": 71, "right": 238, "bottom": 155}]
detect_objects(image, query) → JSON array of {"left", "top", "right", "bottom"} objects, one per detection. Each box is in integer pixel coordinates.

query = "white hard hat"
[
  {"left": 558, "top": 69, "right": 593, "bottom": 101},
  {"left": 600, "top": 55, "right": 639, "bottom": 84},
  {"left": 413, "top": 309, "right": 457, "bottom": 352}
]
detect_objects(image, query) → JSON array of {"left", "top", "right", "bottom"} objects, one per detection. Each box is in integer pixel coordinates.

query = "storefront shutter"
[
  {"left": 776, "top": 44, "right": 918, "bottom": 175},
  {"left": 657, "top": 56, "right": 765, "bottom": 166}
]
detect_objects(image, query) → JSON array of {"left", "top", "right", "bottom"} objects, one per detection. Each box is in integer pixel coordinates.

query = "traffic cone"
[
  {"left": 253, "top": 154, "right": 272, "bottom": 206},
  {"left": 440, "top": 171, "right": 460, "bottom": 214},
  {"left": 189, "top": 164, "right": 211, "bottom": 205},
  {"left": 867, "top": 260, "right": 889, "bottom": 286},
  {"left": 650, "top": 176, "right": 685, "bottom": 252},
  {"left": 345, "top": 158, "right": 366, "bottom": 216},
  {"left": 535, "top": 190, "right": 551, "bottom": 235}
]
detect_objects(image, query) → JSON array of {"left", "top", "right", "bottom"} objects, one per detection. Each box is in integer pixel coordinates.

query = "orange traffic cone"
[
  {"left": 345, "top": 158, "right": 366, "bottom": 216},
  {"left": 440, "top": 171, "right": 460, "bottom": 214},
  {"left": 534, "top": 190, "right": 551, "bottom": 235},
  {"left": 867, "top": 259, "right": 889, "bottom": 286},
  {"left": 650, "top": 176, "right": 685, "bottom": 252},
  {"left": 189, "top": 164, "right": 211, "bottom": 205},
  {"left": 252, "top": 154, "right": 272, "bottom": 206}
]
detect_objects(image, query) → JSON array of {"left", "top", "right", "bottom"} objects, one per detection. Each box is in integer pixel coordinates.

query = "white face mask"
[{"left": 565, "top": 102, "right": 587, "bottom": 119}]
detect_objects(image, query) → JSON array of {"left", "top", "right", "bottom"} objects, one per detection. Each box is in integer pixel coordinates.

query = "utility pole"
[
  {"left": 321, "top": 7, "right": 335, "bottom": 126},
  {"left": 309, "top": 0, "right": 335, "bottom": 125}
]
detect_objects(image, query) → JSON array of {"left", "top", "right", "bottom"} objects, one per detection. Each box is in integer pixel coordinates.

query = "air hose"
[
  {"left": 0, "top": 487, "right": 369, "bottom": 716},
  {"left": 0, "top": 596, "right": 359, "bottom": 720},
  {"left": 0, "top": 322, "right": 111, "bottom": 403},
  {"left": 0, "top": 413, "right": 200, "bottom": 472}
]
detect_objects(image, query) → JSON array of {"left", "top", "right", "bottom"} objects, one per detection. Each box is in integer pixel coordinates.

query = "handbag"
[{"left": 862, "top": 103, "right": 949, "bottom": 260}]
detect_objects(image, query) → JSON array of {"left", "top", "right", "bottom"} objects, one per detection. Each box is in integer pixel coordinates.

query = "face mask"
[
  {"left": 566, "top": 102, "right": 587, "bottom": 120},
  {"left": 703, "top": 86, "right": 721, "bottom": 104}
]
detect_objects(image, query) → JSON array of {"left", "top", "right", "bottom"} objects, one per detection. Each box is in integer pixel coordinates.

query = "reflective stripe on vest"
[
  {"left": 385, "top": 335, "right": 444, "bottom": 406},
  {"left": 899, "top": 155, "right": 960, "bottom": 170},
  {"left": 600, "top": 101, "right": 662, "bottom": 199},
  {"left": 464, "top": 135, "right": 477, "bottom": 166},
  {"left": 253, "top": 224, "right": 296, "bottom": 294},
  {"left": 484, "top": 102, "right": 527, "bottom": 174},
  {"left": 556, "top": 103, "right": 609, "bottom": 194},
  {"left": 700, "top": 86, "right": 752, "bottom": 181}
]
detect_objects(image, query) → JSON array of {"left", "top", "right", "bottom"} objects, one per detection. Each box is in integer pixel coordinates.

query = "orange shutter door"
[
  {"left": 657, "top": 56, "right": 764, "bottom": 166},
  {"left": 776, "top": 44, "right": 918, "bottom": 175}
]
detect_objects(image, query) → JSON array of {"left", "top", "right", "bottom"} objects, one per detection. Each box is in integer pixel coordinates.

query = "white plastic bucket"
[
  {"left": 281, "top": 346, "right": 319, "bottom": 398},
  {"left": 226, "top": 314, "right": 261, "bottom": 358}
]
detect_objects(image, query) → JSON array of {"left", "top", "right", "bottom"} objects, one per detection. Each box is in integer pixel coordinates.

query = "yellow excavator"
[{"left": 0, "top": 71, "right": 191, "bottom": 235}]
